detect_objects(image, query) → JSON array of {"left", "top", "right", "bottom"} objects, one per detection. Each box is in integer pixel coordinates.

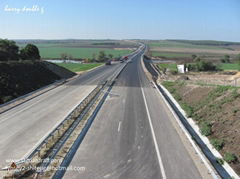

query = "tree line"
[
  {"left": 60, "top": 51, "right": 115, "bottom": 63},
  {"left": 0, "top": 39, "right": 40, "bottom": 61}
]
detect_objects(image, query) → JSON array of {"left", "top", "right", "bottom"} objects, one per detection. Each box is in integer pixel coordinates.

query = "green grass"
[
  {"left": 219, "top": 63, "right": 240, "bottom": 71},
  {"left": 148, "top": 40, "right": 226, "bottom": 50},
  {"left": 56, "top": 63, "right": 103, "bottom": 72},
  {"left": 224, "top": 152, "right": 237, "bottom": 163},
  {"left": 39, "top": 47, "right": 132, "bottom": 59},
  {"left": 151, "top": 51, "right": 190, "bottom": 58},
  {"left": 17, "top": 40, "right": 135, "bottom": 59},
  {"left": 210, "top": 138, "right": 224, "bottom": 151},
  {"left": 158, "top": 63, "right": 177, "bottom": 71}
]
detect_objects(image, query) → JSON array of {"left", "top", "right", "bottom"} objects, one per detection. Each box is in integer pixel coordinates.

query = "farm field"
[
  {"left": 158, "top": 63, "right": 177, "bottom": 72},
  {"left": 157, "top": 62, "right": 239, "bottom": 71},
  {"left": 39, "top": 47, "right": 132, "bottom": 59},
  {"left": 148, "top": 40, "right": 226, "bottom": 50},
  {"left": 219, "top": 63, "right": 240, "bottom": 71},
  {"left": 146, "top": 40, "right": 240, "bottom": 62},
  {"left": 16, "top": 40, "right": 136, "bottom": 59},
  {"left": 56, "top": 63, "right": 103, "bottom": 72},
  {"left": 152, "top": 51, "right": 190, "bottom": 58}
]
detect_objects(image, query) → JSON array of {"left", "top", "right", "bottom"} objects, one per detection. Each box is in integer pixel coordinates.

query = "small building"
[{"left": 177, "top": 64, "right": 188, "bottom": 73}]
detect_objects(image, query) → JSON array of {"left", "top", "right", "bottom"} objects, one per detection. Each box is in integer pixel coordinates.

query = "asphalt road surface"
[
  {"left": 0, "top": 62, "right": 125, "bottom": 168},
  {"left": 63, "top": 51, "right": 206, "bottom": 179}
]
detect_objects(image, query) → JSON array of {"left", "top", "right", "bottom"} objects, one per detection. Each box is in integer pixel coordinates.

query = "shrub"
[
  {"left": 216, "top": 158, "right": 224, "bottom": 165},
  {"left": 188, "top": 60, "right": 218, "bottom": 72},
  {"left": 162, "top": 81, "right": 175, "bottom": 88},
  {"left": 197, "top": 60, "right": 217, "bottom": 71},
  {"left": 221, "top": 55, "right": 230, "bottom": 63},
  {"left": 181, "top": 103, "right": 194, "bottom": 117},
  {"left": 200, "top": 121, "right": 212, "bottom": 136},
  {"left": 192, "top": 54, "right": 197, "bottom": 60},
  {"left": 169, "top": 69, "right": 178, "bottom": 75},
  {"left": 233, "top": 109, "right": 238, "bottom": 114},
  {"left": 224, "top": 153, "right": 237, "bottom": 163},
  {"left": 174, "top": 94, "right": 182, "bottom": 101},
  {"left": 231, "top": 89, "right": 240, "bottom": 98},
  {"left": 210, "top": 138, "right": 224, "bottom": 150}
]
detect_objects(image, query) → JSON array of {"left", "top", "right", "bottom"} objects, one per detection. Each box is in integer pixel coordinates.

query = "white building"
[{"left": 177, "top": 64, "right": 185, "bottom": 73}]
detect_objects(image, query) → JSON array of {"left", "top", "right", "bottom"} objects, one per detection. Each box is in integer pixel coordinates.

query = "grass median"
[{"left": 56, "top": 63, "right": 103, "bottom": 72}]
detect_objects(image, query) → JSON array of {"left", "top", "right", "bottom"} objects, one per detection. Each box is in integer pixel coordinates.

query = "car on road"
[{"left": 105, "top": 60, "right": 111, "bottom": 65}]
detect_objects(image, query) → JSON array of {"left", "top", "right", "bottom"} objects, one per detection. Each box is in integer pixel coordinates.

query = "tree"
[
  {"left": 20, "top": 44, "right": 40, "bottom": 60},
  {"left": 92, "top": 53, "right": 96, "bottom": 61},
  {"left": 0, "top": 39, "right": 19, "bottom": 61},
  {"left": 84, "top": 58, "right": 94, "bottom": 63},
  {"left": 224, "top": 55, "right": 230, "bottom": 63},
  {"left": 221, "top": 55, "right": 230, "bottom": 63},
  {"left": 236, "top": 54, "right": 240, "bottom": 71},
  {"left": 97, "top": 51, "right": 107, "bottom": 62},
  {"left": 61, "top": 53, "right": 68, "bottom": 60},
  {"left": 192, "top": 54, "right": 197, "bottom": 60},
  {"left": 188, "top": 60, "right": 217, "bottom": 72},
  {"left": 197, "top": 60, "right": 217, "bottom": 71},
  {"left": 194, "top": 56, "right": 201, "bottom": 62},
  {"left": 108, "top": 54, "right": 113, "bottom": 59}
]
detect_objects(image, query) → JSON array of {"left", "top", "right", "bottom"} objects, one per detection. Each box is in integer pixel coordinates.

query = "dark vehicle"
[{"left": 105, "top": 60, "right": 111, "bottom": 65}]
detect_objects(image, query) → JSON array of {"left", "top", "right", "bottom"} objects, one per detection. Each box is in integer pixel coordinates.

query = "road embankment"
[{"left": 141, "top": 56, "right": 240, "bottom": 179}]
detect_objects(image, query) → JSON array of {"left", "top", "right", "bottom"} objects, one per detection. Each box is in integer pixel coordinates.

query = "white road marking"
[
  {"left": 138, "top": 58, "right": 167, "bottom": 179},
  {"left": 140, "top": 86, "right": 167, "bottom": 179},
  {"left": 78, "top": 166, "right": 86, "bottom": 173},
  {"left": 118, "top": 121, "right": 122, "bottom": 132},
  {"left": 104, "top": 173, "right": 111, "bottom": 178}
]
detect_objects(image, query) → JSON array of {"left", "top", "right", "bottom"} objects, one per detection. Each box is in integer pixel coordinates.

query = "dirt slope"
[{"left": 162, "top": 81, "right": 240, "bottom": 175}]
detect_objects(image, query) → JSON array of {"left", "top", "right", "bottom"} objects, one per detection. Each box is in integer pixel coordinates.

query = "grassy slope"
[
  {"left": 0, "top": 61, "right": 61, "bottom": 104},
  {"left": 56, "top": 63, "right": 103, "bottom": 72},
  {"left": 162, "top": 81, "right": 240, "bottom": 174}
]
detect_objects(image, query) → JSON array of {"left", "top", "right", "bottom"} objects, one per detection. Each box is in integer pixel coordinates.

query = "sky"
[{"left": 0, "top": 0, "right": 239, "bottom": 41}]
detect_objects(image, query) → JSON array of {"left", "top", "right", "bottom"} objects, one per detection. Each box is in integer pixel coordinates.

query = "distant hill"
[{"left": 167, "top": 39, "right": 240, "bottom": 46}]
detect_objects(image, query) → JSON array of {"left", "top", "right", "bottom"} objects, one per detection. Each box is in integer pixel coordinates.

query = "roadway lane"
[
  {"left": 63, "top": 51, "right": 208, "bottom": 178},
  {"left": 0, "top": 62, "right": 124, "bottom": 168}
]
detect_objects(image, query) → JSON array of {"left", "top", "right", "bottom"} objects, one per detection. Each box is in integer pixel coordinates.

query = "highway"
[
  {"left": 63, "top": 50, "right": 211, "bottom": 179},
  {"left": 0, "top": 62, "right": 125, "bottom": 168}
]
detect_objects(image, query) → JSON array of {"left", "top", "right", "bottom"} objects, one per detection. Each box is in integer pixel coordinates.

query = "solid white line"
[
  {"left": 138, "top": 53, "right": 167, "bottom": 179},
  {"left": 118, "top": 121, "right": 122, "bottom": 132},
  {"left": 139, "top": 81, "right": 167, "bottom": 179}
]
